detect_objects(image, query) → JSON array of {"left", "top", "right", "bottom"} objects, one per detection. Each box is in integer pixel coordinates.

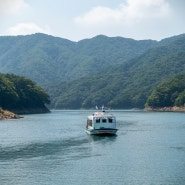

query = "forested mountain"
[
  {"left": 146, "top": 74, "right": 185, "bottom": 108},
  {"left": 0, "top": 33, "right": 158, "bottom": 84},
  {"left": 0, "top": 33, "right": 185, "bottom": 109},
  {"left": 0, "top": 73, "right": 50, "bottom": 113},
  {"left": 45, "top": 35, "right": 185, "bottom": 109}
]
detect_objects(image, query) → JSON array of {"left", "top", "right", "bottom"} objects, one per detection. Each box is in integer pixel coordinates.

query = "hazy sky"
[{"left": 0, "top": 0, "right": 185, "bottom": 41}]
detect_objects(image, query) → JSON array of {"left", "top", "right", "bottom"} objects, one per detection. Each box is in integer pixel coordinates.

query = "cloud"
[
  {"left": 125, "top": 0, "right": 170, "bottom": 19},
  {"left": 74, "top": 0, "right": 171, "bottom": 25},
  {"left": 0, "top": 0, "right": 28, "bottom": 15},
  {"left": 75, "top": 6, "right": 122, "bottom": 24},
  {"left": 7, "top": 22, "right": 51, "bottom": 36}
]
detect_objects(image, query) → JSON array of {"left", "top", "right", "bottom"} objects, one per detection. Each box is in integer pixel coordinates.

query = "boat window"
[
  {"left": 102, "top": 118, "right": 107, "bottom": 123},
  {"left": 108, "top": 118, "right": 113, "bottom": 123},
  {"left": 96, "top": 118, "right": 100, "bottom": 123},
  {"left": 87, "top": 119, "right": 92, "bottom": 126}
]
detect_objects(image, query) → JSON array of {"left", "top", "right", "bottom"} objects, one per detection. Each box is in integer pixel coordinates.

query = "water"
[{"left": 0, "top": 110, "right": 185, "bottom": 185}]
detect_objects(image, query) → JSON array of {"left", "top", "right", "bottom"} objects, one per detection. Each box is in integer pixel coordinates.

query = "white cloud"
[
  {"left": 0, "top": 0, "right": 28, "bottom": 15},
  {"left": 125, "top": 0, "right": 170, "bottom": 19},
  {"left": 74, "top": 0, "right": 171, "bottom": 25},
  {"left": 7, "top": 22, "right": 51, "bottom": 36},
  {"left": 75, "top": 6, "right": 122, "bottom": 24}
]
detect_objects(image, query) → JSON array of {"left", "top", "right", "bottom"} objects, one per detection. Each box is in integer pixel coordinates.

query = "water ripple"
[{"left": 0, "top": 137, "right": 89, "bottom": 161}]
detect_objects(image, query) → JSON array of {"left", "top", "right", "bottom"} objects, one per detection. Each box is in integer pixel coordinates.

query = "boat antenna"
[{"left": 102, "top": 105, "right": 105, "bottom": 112}]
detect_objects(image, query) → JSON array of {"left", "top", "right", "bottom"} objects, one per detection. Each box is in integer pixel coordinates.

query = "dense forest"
[
  {"left": 0, "top": 33, "right": 159, "bottom": 84},
  {"left": 0, "top": 33, "right": 185, "bottom": 109},
  {"left": 45, "top": 35, "right": 185, "bottom": 109},
  {"left": 146, "top": 74, "right": 185, "bottom": 108},
  {"left": 0, "top": 73, "right": 50, "bottom": 114}
]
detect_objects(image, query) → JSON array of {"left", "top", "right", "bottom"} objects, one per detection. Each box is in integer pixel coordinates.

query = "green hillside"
[
  {"left": 0, "top": 73, "right": 50, "bottom": 114},
  {"left": 0, "top": 33, "right": 158, "bottom": 84},
  {"left": 1, "top": 33, "right": 185, "bottom": 109},
  {"left": 45, "top": 35, "right": 185, "bottom": 109},
  {"left": 146, "top": 74, "right": 185, "bottom": 108}
]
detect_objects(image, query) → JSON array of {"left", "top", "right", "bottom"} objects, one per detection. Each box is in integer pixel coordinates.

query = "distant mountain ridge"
[
  {"left": 0, "top": 33, "right": 185, "bottom": 109},
  {"left": 0, "top": 33, "right": 158, "bottom": 84},
  {"left": 44, "top": 34, "right": 185, "bottom": 109}
]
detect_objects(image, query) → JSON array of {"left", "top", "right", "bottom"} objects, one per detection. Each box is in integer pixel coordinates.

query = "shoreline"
[
  {"left": 145, "top": 106, "right": 185, "bottom": 112},
  {"left": 0, "top": 109, "right": 22, "bottom": 120}
]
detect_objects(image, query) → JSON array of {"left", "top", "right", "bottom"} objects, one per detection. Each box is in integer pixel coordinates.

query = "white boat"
[{"left": 85, "top": 108, "right": 117, "bottom": 135}]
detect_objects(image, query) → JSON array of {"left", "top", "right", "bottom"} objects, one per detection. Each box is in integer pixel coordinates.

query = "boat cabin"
[{"left": 86, "top": 112, "right": 116, "bottom": 130}]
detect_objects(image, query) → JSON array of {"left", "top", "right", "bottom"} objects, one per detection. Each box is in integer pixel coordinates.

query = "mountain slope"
[
  {"left": 0, "top": 73, "right": 50, "bottom": 114},
  {"left": 0, "top": 33, "right": 158, "bottom": 84},
  {"left": 1, "top": 33, "right": 185, "bottom": 109},
  {"left": 0, "top": 34, "right": 75, "bottom": 84},
  {"left": 146, "top": 74, "right": 185, "bottom": 108},
  {"left": 45, "top": 35, "right": 185, "bottom": 109}
]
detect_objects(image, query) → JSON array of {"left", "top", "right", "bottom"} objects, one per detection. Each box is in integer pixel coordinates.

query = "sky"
[{"left": 0, "top": 0, "right": 185, "bottom": 41}]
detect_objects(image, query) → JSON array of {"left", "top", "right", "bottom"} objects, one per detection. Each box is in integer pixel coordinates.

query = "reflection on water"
[
  {"left": 171, "top": 146, "right": 185, "bottom": 151},
  {"left": 87, "top": 134, "right": 117, "bottom": 142}
]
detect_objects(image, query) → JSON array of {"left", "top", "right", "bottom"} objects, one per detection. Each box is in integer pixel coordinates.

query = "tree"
[
  {"left": 0, "top": 74, "right": 18, "bottom": 109},
  {"left": 146, "top": 74, "right": 185, "bottom": 108},
  {"left": 0, "top": 73, "right": 50, "bottom": 113}
]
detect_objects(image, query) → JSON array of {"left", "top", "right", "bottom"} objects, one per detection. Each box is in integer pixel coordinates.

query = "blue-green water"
[{"left": 0, "top": 110, "right": 185, "bottom": 185}]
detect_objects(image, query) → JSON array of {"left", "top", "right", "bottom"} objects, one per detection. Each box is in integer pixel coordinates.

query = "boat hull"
[{"left": 85, "top": 128, "right": 117, "bottom": 135}]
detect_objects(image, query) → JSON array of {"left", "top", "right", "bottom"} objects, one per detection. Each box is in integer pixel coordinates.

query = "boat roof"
[{"left": 88, "top": 111, "right": 115, "bottom": 118}]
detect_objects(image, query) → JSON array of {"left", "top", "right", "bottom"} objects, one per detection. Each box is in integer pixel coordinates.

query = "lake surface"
[{"left": 0, "top": 110, "right": 185, "bottom": 185}]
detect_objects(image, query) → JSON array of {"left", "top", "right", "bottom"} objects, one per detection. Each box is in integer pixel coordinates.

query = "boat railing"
[{"left": 93, "top": 111, "right": 114, "bottom": 117}]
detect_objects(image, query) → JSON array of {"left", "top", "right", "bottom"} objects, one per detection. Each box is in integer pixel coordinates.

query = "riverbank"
[
  {"left": 145, "top": 106, "right": 185, "bottom": 112},
  {"left": 0, "top": 108, "right": 22, "bottom": 120}
]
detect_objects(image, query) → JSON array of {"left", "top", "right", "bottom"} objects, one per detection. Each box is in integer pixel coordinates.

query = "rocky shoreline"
[
  {"left": 0, "top": 106, "right": 51, "bottom": 120},
  {"left": 145, "top": 106, "right": 185, "bottom": 112},
  {"left": 0, "top": 108, "right": 22, "bottom": 120}
]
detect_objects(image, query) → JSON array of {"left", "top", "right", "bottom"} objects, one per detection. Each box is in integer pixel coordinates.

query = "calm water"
[{"left": 0, "top": 110, "right": 185, "bottom": 185}]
